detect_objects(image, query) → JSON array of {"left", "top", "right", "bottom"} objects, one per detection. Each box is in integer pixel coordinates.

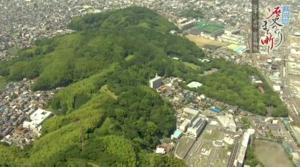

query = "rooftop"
[
  {"left": 268, "top": 124, "right": 281, "bottom": 130},
  {"left": 173, "top": 130, "right": 182, "bottom": 138},
  {"left": 183, "top": 107, "right": 199, "bottom": 116},
  {"left": 187, "top": 81, "right": 202, "bottom": 88}
]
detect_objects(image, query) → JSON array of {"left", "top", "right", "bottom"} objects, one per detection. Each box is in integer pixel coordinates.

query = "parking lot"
[{"left": 181, "top": 125, "right": 232, "bottom": 167}]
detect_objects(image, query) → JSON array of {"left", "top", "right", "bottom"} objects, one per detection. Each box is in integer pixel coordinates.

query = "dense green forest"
[
  {"left": 0, "top": 6, "right": 287, "bottom": 167},
  {"left": 182, "top": 60, "right": 288, "bottom": 117}
]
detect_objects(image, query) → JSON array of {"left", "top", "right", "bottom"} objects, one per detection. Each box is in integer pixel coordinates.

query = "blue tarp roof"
[
  {"left": 283, "top": 120, "right": 290, "bottom": 125},
  {"left": 209, "top": 107, "right": 221, "bottom": 113},
  {"left": 173, "top": 130, "right": 182, "bottom": 138},
  {"left": 288, "top": 147, "right": 294, "bottom": 152}
]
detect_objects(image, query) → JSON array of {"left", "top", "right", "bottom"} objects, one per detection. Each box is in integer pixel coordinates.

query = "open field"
[
  {"left": 183, "top": 61, "right": 200, "bottom": 70},
  {"left": 201, "top": 25, "right": 224, "bottom": 33},
  {"left": 254, "top": 140, "right": 293, "bottom": 167},
  {"left": 125, "top": 54, "right": 134, "bottom": 61},
  {"left": 186, "top": 35, "right": 228, "bottom": 47},
  {"left": 201, "top": 129, "right": 221, "bottom": 141}
]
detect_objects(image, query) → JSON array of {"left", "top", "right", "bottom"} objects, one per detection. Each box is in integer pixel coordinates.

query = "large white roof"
[{"left": 187, "top": 81, "right": 202, "bottom": 88}]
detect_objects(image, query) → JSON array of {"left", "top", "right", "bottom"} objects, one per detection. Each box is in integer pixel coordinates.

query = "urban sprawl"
[{"left": 1, "top": 0, "right": 300, "bottom": 167}]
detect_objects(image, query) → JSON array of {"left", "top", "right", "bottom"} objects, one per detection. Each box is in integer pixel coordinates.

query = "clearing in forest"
[{"left": 100, "top": 84, "right": 118, "bottom": 99}]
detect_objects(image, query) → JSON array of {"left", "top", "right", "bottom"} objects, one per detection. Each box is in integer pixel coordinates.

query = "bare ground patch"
[
  {"left": 254, "top": 140, "right": 293, "bottom": 167},
  {"left": 185, "top": 35, "right": 228, "bottom": 47}
]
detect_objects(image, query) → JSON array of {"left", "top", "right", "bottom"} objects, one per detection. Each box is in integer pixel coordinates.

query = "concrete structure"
[
  {"left": 223, "top": 136, "right": 234, "bottom": 145},
  {"left": 216, "top": 114, "right": 237, "bottom": 132},
  {"left": 171, "top": 129, "right": 183, "bottom": 140},
  {"left": 218, "top": 34, "right": 244, "bottom": 44},
  {"left": 268, "top": 124, "right": 281, "bottom": 131},
  {"left": 177, "top": 18, "right": 188, "bottom": 25},
  {"left": 178, "top": 20, "right": 195, "bottom": 30},
  {"left": 273, "top": 85, "right": 281, "bottom": 92},
  {"left": 248, "top": 75, "right": 262, "bottom": 84},
  {"left": 183, "top": 107, "right": 199, "bottom": 116},
  {"left": 236, "top": 132, "right": 250, "bottom": 167},
  {"left": 225, "top": 28, "right": 240, "bottom": 34},
  {"left": 187, "top": 81, "right": 202, "bottom": 88},
  {"left": 213, "top": 140, "right": 224, "bottom": 147},
  {"left": 22, "top": 108, "right": 53, "bottom": 132},
  {"left": 149, "top": 73, "right": 163, "bottom": 89},
  {"left": 155, "top": 147, "right": 166, "bottom": 154},
  {"left": 179, "top": 120, "right": 190, "bottom": 132},
  {"left": 186, "top": 117, "right": 206, "bottom": 138}
]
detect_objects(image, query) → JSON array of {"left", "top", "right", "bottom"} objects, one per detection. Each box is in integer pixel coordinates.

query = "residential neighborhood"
[{"left": 0, "top": 79, "right": 55, "bottom": 148}]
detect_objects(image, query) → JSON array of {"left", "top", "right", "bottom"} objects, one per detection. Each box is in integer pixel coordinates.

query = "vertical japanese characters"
[
  {"left": 261, "top": 6, "right": 289, "bottom": 53},
  {"left": 252, "top": 0, "right": 259, "bottom": 53}
]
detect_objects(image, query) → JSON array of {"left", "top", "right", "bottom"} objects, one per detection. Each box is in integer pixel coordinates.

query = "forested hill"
[{"left": 0, "top": 6, "right": 206, "bottom": 167}]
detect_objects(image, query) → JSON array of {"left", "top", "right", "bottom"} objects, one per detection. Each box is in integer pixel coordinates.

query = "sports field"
[
  {"left": 186, "top": 35, "right": 228, "bottom": 47},
  {"left": 196, "top": 22, "right": 224, "bottom": 33},
  {"left": 201, "top": 25, "right": 223, "bottom": 33},
  {"left": 254, "top": 140, "right": 293, "bottom": 167}
]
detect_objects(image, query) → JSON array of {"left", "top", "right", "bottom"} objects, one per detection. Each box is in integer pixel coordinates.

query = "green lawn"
[
  {"left": 202, "top": 25, "right": 224, "bottom": 33},
  {"left": 201, "top": 141, "right": 213, "bottom": 150},
  {"left": 183, "top": 62, "right": 200, "bottom": 70},
  {"left": 125, "top": 55, "right": 135, "bottom": 61},
  {"left": 202, "top": 129, "right": 221, "bottom": 140}
]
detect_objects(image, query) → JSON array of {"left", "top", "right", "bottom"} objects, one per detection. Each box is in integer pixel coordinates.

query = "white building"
[
  {"left": 224, "top": 28, "right": 240, "bottom": 34},
  {"left": 149, "top": 73, "right": 163, "bottom": 89},
  {"left": 216, "top": 114, "right": 237, "bottom": 132},
  {"left": 177, "top": 18, "right": 188, "bottom": 25},
  {"left": 236, "top": 132, "right": 250, "bottom": 166},
  {"left": 223, "top": 136, "right": 234, "bottom": 145},
  {"left": 23, "top": 108, "right": 53, "bottom": 132},
  {"left": 273, "top": 85, "right": 281, "bottom": 92},
  {"left": 183, "top": 107, "right": 199, "bottom": 116},
  {"left": 186, "top": 118, "right": 206, "bottom": 138},
  {"left": 155, "top": 147, "right": 166, "bottom": 154},
  {"left": 218, "top": 34, "right": 244, "bottom": 44},
  {"left": 182, "top": 107, "right": 199, "bottom": 123},
  {"left": 179, "top": 120, "right": 190, "bottom": 132},
  {"left": 178, "top": 20, "right": 196, "bottom": 30},
  {"left": 187, "top": 81, "right": 202, "bottom": 88}
]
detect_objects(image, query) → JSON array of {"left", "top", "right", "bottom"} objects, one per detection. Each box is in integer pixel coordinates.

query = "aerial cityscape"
[{"left": 0, "top": 0, "right": 300, "bottom": 167}]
